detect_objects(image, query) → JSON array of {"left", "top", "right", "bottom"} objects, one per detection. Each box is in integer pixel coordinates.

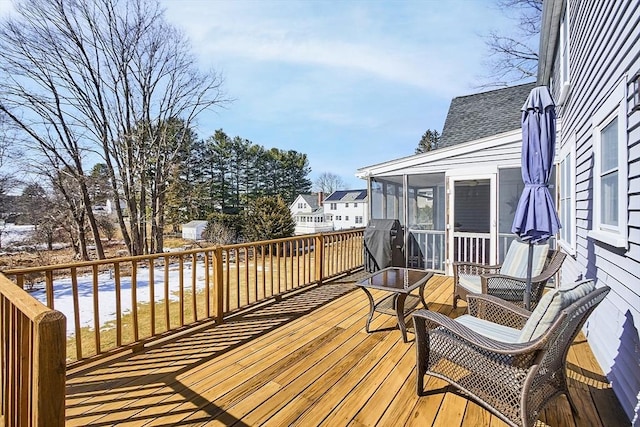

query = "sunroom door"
[{"left": 446, "top": 172, "right": 497, "bottom": 275}]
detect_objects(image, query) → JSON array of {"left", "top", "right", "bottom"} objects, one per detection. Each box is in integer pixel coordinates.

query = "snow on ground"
[
  {"left": 30, "top": 261, "right": 269, "bottom": 336},
  {"left": 30, "top": 261, "right": 208, "bottom": 336},
  {"left": 1, "top": 224, "right": 35, "bottom": 246}
]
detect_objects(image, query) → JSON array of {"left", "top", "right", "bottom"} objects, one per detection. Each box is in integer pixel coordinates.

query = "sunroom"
[{"left": 356, "top": 83, "right": 556, "bottom": 276}]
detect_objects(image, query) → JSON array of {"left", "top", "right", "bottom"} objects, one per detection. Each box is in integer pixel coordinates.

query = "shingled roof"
[
  {"left": 438, "top": 82, "right": 536, "bottom": 148},
  {"left": 300, "top": 194, "right": 320, "bottom": 210}
]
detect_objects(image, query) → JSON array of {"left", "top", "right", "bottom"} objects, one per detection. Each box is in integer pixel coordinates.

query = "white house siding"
[
  {"left": 545, "top": 0, "right": 640, "bottom": 421},
  {"left": 333, "top": 203, "right": 368, "bottom": 230}
]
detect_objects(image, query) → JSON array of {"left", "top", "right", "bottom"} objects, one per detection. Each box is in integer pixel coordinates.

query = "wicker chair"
[
  {"left": 414, "top": 281, "right": 610, "bottom": 427},
  {"left": 453, "top": 240, "right": 566, "bottom": 309}
]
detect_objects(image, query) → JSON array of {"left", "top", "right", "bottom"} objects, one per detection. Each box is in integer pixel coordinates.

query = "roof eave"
[{"left": 537, "top": 0, "right": 565, "bottom": 85}]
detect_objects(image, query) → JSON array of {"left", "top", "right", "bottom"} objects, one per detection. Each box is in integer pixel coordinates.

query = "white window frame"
[
  {"left": 557, "top": 4, "right": 571, "bottom": 105},
  {"left": 588, "top": 78, "right": 628, "bottom": 248},
  {"left": 557, "top": 135, "right": 576, "bottom": 255}
]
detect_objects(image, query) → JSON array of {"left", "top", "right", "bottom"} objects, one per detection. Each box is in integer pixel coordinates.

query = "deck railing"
[
  {"left": 0, "top": 274, "right": 66, "bottom": 426},
  {"left": 3, "top": 229, "right": 364, "bottom": 363}
]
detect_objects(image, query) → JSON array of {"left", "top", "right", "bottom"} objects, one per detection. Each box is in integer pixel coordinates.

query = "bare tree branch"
[
  {"left": 0, "top": 0, "right": 230, "bottom": 256},
  {"left": 314, "top": 172, "right": 346, "bottom": 194},
  {"left": 477, "top": 0, "right": 542, "bottom": 88}
]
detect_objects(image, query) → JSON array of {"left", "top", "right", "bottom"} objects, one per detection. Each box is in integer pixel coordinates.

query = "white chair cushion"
[
  {"left": 456, "top": 314, "right": 521, "bottom": 343},
  {"left": 517, "top": 279, "right": 596, "bottom": 343},
  {"left": 458, "top": 275, "right": 482, "bottom": 293},
  {"left": 500, "top": 240, "right": 549, "bottom": 278}
]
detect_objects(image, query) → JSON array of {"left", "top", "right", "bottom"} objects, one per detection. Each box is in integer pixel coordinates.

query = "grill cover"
[{"left": 364, "top": 219, "right": 404, "bottom": 272}]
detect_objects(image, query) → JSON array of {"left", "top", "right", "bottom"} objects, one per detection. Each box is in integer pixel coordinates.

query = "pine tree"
[
  {"left": 416, "top": 129, "right": 441, "bottom": 154},
  {"left": 242, "top": 196, "right": 295, "bottom": 242}
]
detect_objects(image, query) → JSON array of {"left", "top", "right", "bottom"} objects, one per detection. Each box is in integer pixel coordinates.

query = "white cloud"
[
  {"left": 162, "top": 0, "right": 497, "bottom": 97},
  {"left": 158, "top": 0, "right": 519, "bottom": 188}
]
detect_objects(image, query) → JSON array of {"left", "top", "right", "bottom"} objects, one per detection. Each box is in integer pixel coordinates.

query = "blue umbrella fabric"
[{"left": 511, "top": 85, "right": 561, "bottom": 309}]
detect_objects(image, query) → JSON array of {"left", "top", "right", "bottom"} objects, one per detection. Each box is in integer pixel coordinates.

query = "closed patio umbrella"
[{"left": 511, "top": 85, "right": 561, "bottom": 309}]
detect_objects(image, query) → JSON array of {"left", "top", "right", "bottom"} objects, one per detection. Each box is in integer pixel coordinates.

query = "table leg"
[
  {"left": 360, "top": 287, "right": 376, "bottom": 333},
  {"left": 394, "top": 293, "right": 409, "bottom": 342}
]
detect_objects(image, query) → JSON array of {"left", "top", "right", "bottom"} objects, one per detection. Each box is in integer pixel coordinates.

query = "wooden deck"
[{"left": 64, "top": 272, "right": 629, "bottom": 426}]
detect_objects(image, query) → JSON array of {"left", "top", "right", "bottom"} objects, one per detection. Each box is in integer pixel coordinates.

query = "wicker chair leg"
[
  {"left": 416, "top": 371, "right": 424, "bottom": 396},
  {"left": 453, "top": 294, "right": 458, "bottom": 308}
]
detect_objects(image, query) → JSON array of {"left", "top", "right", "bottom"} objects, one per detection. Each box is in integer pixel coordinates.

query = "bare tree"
[
  {"left": 0, "top": 0, "right": 228, "bottom": 257},
  {"left": 204, "top": 221, "right": 235, "bottom": 245},
  {"left": 478, "top": 0, "right": 542, "bottom": 88},
  {"left": 314, "top": 172, "right": 345, "bottom": 194}
]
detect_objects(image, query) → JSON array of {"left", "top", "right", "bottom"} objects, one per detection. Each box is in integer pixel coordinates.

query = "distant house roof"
[
  {"left": 291, "top": 194, "right": 325, "bottom": 215},
  {"left": 438, "top": 82, "right": 536, "bottom": 148},
  {"left": 300, "top": 194, "right": 320, "bottom": 210},
  {"left": 324, "top": 189, "right": 368, "bottom": 202}
]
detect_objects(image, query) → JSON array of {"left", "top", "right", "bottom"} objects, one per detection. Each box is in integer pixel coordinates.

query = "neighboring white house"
[
  {"left": 181, "top": 220, "right": 208, "bottom": 240},
  {"left": 323, "top": 189, "right": 368, "bottom": 231},
  {"left": 289, "top": 193, "right": 333, "bottom": 235}
]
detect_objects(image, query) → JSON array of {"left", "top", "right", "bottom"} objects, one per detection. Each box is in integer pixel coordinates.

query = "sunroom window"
[{"left": 589, "top": 79, "right": 628, "bottom": 248}]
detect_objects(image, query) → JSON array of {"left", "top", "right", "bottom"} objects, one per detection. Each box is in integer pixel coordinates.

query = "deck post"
[
  {"left": 213, "top": 246, "right": 224, "bottom": 324},
  {"left": 315, "top": 234, "right": 324, "bottom": 285},
  {"left": 33, "top": 310, "right": 66, "bottom": 426}
]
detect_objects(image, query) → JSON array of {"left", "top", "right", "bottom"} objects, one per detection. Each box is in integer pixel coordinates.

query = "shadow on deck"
[{"left": 65, "top": 271, "right": 628, "bottom": 426}]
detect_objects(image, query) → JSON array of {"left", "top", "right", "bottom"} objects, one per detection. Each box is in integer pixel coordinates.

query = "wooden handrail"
[
  {"left": 2, "top": 229, "right": 364, "bottom": 363},
  {"left": 0, "top": 274, "right": 66, "bottom": 426}
]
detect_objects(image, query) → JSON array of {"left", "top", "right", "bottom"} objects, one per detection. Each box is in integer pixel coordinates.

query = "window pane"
[
  {"left": 601, "top": 117, "right": 618, "bottom": 172},
  {"left": 559, "top": 156, "right": 571, "bottom": 245},
  {"left": 601, "top": 171, "right": 618, "bottom": 226}
]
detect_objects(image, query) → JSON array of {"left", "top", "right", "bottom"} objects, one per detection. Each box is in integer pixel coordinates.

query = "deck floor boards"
[{"left": 65, "top": 272, "right": 628, "bottom": 426}]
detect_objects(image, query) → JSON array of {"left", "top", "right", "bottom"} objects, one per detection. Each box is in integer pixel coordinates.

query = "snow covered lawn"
[{"left": 30, "top": 261, "right": 209, "bottom": 336}]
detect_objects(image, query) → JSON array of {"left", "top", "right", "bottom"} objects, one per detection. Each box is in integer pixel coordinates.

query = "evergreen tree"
[
  {"left": 242, "top": 196, "right": 295, "bottom": 242},
  {"left": 209, "top": 130, "right": 234, "bottom": 211},
  {"left": 88, "top": 164, "right": 111, "bottom": 206},
  {"left": 164, "top": 134, "right": 206, "bottom": 231},
  {"left": 416, "top": 129, "right": 441, "bottom": 154}
]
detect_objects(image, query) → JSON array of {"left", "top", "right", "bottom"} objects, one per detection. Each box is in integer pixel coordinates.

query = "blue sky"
[
  {"left": 159, "top": 0, "right": 521, "bottom": 189},
  {"left": 0, "top": 0, "right": 522, "bottom": 190}
]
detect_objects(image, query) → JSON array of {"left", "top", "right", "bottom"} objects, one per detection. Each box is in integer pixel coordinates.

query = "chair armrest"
[
  {"left": 481, "top": 273, "right": 549, "bottom": 309},
  {"left": 413, "top": 309, "right": 542, "bottom": 355},
  {"left": 466, "top": 293, "right": 531, "bottom": 329},
  {"left": 453, "top": 261, "right": 501, "bottom": 277}
]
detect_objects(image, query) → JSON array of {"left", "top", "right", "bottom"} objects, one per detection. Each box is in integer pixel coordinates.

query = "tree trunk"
[{"left": 78, "top": 180, "right": 105, "bottom": 259}]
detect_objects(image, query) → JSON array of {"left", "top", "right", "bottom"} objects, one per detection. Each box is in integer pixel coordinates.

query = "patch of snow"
[
  {"left": 1, "top": 224, "right": 35, "bottom": 245},
  {"left": 30, "top": 261, "right": 208, "bottom": 336}
]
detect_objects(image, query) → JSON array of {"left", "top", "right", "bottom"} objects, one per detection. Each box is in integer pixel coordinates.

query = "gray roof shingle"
[
  {"left": 300, "top": 194, "right": 320, "bottom": 209},
  {"left": 438, "top": 82, "right": 536, "bottom": 148}
]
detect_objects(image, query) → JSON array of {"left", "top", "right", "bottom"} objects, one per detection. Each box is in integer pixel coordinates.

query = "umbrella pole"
[{"left": 525, "top": 242, "right": 534, "bottom": 310}]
